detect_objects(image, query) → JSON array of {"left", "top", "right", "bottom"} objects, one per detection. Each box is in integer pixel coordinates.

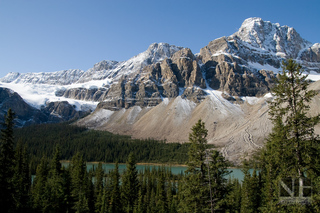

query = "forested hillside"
[{"left": 14, "top": 123, "right": 192, "bottom": 173}]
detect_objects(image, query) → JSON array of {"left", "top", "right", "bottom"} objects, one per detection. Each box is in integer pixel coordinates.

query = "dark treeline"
[{"left": 14, "top": 123, "right": 194, "bottom": 174}]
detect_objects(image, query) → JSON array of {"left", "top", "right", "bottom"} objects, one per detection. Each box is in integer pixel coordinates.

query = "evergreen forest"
[
  {"left": 1, "top": 59, "right": 320, "bottom": 212},
  {"left": 13, "top": 123, "right": 193, "bottom": 174}
]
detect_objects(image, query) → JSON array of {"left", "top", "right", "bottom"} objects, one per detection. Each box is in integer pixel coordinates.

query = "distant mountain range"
[{"left": 1, "top": 17, "right": 319, "bottom": 164}]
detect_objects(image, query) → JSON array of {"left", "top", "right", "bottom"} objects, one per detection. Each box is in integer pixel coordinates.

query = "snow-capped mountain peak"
[
  {"left": 76, "top": 42, "right": 183, "bottom": 83},
  {"left": 234, "top": 17, "right": 312, "bottom": 58},
  {"left": 143, "top": 42, "right": 183, "bottom": 63},
  {"left": 92, "top": 60, "right": 119, "bottom": 71},
  {"left": 114, "top": 42, "right": 182, "bottom": 75},
  {"left": 0, "top": 42, "right": 182, "bottom": 86},
  {"left": 118, "top": 42, "right": 182, "bottom": 75}
]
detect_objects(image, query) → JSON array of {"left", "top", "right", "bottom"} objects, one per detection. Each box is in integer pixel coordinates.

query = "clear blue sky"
[{"left": 1, "top": 0, "right": 319, "bottom": 78}]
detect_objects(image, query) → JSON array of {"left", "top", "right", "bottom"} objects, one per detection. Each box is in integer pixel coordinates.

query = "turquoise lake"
[{"left": 62, "top": 162, "right": 248, "bottom": 181}]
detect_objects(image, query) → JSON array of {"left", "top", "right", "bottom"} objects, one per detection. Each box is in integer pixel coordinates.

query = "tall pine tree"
[
  {"left": 0, "top": 109, "right": 16, "bottom": 213},
  {"left": 43, "top": 146, "right": 67, "bottom": 213},
  {"left": 266, "top": 59, "right": 320, "bottom": 177},
  {"left": 122, "top": 153, "right": 139, "bottom": 213},
  {"left": 259, "top": 59, "right": 320, "bottom": 210},
  {"left": 70, "top": 153, "right": 90, "bottom": 213},
  {"left": 240, "top": 168, "right": 261, "bottom": 213},
  {"left": 109, "top": 162, "right": 122, "bottom": 213},
  {"left": 12, "top": 142, "right": 31, "bottom": 212},
  {"left": 32, "top": 156, "right": 49, "bottom": 212},
  {"left": 94, "top": 162, "right": 105, "bottom": 213},
  {"left": 180, "top": 119, "right": 230, "bottom": 213}
]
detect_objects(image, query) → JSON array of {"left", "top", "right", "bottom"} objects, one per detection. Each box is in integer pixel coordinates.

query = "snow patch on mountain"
[
  {"left": 0, "top": 82, "right": 98, "bottom": 111},
  {"left": 204, "top": 87, "right": 243, "bottom": 116},
  {"left": 247, "top": 62, "right": 281, "bottom": 73},
  {"left": 162, "top": 98, "right": 170, "bottom": 106},
  {"left": 86, "top": 109, "right": 114, "bottom": 128},
  {"left": 161, "top": 96, "right": 196, "bottom": 125},
  {"left": 242, "top": 96, "right": 260, "bottom": 105},
  {"left": 307, "top": 71, "right": 320, "bottom": 81},
  {"left": 173, "top": 96, "right": 197, "bottom": 115},
  {"left": 127, "top": 106, "right": 142, "bottom": 124},
  {"left": 246, "top": 62, "right": 320, "bottom": 81}
]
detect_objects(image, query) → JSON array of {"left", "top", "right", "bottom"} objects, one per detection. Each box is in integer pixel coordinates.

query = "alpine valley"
[{"left": 1, "top": 17, "right": 320, "bottom": 164}]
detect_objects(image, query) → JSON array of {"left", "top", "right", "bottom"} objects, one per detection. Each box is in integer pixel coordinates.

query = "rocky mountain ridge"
[
  {"left": 1, "top": 17, "right": 320, "bottom": 163},
  {"left": 2, "top": 18, "right": 319, "bottom": 109}
]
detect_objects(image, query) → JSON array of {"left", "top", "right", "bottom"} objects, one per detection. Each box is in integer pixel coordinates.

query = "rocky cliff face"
[{"left": 96, "top": 47, "right": 209, "bottom": 110}]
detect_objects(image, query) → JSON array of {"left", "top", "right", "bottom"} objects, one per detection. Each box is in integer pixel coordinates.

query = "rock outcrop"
[
  {"left": 57, "top": 87, "right": 108, "bottom": 102},
  {"left": 42, "top": 101, "right": 89, "bottom": 122},
  {"left": 299, "top": 43, "right": 320, "bottom": 71}
]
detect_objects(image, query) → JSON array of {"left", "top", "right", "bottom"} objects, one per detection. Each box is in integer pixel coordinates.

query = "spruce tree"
[
  {"left": 86, "top": 170, "right": 95, "bottom": 213},
  {"left": 31, "top": 147, "right": 70, "bottom": 213},
  {"left": 43, "top": 146, "right": 68, "bottom": 213},
  {"left": 135, "top": 188, "right": 144, "bottom": 213},
  {"left": 156, "top": 171, "right": 167, "bottom": 212},
  {"left": 135, "top": 171, "right": 146, "bottom": 213},
  {"left": 70, "top": 153, "right": 90, "bottom": 213},
  {"left": 207, "top": 150, "right": 230, "bottom": 211},
  {"left": 122, "top": 153, "right": 139, "bottom": 213},
  {"left": 180, "top": 119, "right": 230, "bottom": 212},
  {"left": 109, "top": 162, "right": 122, "bottom": 213},
  {"left": 32, "top": 156, "right": 49, "bottom": 212},
  {"left": 240, "top": 168, "right": 261, "bottom": 213},
  {"left": 266, "top": 59, "right": 320, "bottom": 178},
  {"left": 61, "top": 166, "right": 73, "bottom": 213},
  {"left": 225, "top": 178, "right": 241, "bottom": 213},
  {"left": 0, "top": 109, "right": 16, "bottom": 212},
  {"left": 148, "top": 188, "right": 157, "bottom": 213},
  {"left": 166, "top": 180, "right": 175, "bottom": 213},
  {"left": 12, "top": 142, "right": 31, "bottom": 212},
  {"left": 95, "top": 162, "right": 105, "bottom": 212},
  {"left": 259, "top": 59, "right": 320, "bottom": 209},
  {"left": 97, "top": 187, "right": 108, "bottom": 213}
]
